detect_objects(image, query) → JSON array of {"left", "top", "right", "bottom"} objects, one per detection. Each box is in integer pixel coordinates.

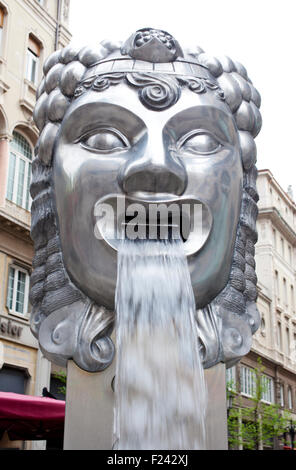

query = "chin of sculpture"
[{"left": 30, "top": 28, "right": 262, "bottom": 372}]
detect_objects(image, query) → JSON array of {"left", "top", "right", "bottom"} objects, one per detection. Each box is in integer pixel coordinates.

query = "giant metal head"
[{"left": 30, "top": 28, "right": 262, "bottom": 372}]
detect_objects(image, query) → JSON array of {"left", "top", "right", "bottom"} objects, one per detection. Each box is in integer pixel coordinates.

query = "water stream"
[{"left": 114, "top": 239, "right": 207, "bottom": 450}]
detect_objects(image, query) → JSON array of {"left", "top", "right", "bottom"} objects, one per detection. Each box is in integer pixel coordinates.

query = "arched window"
[{"left": 6, "top": 131, "right": 32, "bottom": 210}]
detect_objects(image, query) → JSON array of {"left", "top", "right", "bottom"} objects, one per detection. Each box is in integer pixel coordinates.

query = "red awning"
[{"left": 0, "top": 391, "right": 65, "bottom": 441}]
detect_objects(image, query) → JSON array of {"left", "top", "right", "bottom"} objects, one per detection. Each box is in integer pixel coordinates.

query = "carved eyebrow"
[
  {"left": 62, "top": 100, "right": 146, "bottom": 143},
  {"left": 164, "top": 106, "right": 238, "bottom": 144}
]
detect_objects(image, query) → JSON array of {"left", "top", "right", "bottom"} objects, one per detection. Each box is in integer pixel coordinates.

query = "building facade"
[
  {"left": 0, "top": 0, "right": 71, "bottom": 450},
  {"left": 227, "top": 169, "right": 296, "bottom": 449}
]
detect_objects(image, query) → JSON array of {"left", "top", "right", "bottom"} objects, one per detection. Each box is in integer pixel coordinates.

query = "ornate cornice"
[
  {"left": 258, "top": 207, "right": 296, "bottom": 245},
  {"left": 258, "top": 169, "right": 296, "bottom": 211},
  {"left": 0, "top": 211, "right": 31, "bottom": 241},
  {"left": 256, "top": 284, "right": 272, "bottom": 304}
]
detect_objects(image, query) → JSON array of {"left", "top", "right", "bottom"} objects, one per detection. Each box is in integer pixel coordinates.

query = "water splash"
[{"left": 114, "top": 239, "right": 207, "bottom": 450}]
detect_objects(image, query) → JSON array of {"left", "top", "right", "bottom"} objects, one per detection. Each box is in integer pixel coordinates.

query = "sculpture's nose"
[{"left": 118, "top": 135, "right": 187, "bottom": 196}]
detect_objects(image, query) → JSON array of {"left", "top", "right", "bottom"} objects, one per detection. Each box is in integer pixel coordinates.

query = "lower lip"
[{"left": 94, "top": 194, "right": 213, "bottom": 256}]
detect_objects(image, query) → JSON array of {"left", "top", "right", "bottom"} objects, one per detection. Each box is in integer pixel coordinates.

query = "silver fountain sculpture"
[{"left": 30, "top": 28, "right": 262, "bottom": 374}]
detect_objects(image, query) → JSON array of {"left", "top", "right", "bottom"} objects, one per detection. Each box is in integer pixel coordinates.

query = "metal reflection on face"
[{"left": 53, "top": 83, "right": 242, "bottom": 310}]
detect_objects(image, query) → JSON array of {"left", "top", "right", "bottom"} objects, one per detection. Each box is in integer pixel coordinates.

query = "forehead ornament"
[{"left": 73, "top": 27, "right": 225, "bottom": 107}]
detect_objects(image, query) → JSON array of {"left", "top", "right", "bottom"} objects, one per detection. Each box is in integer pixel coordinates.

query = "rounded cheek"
[
  {"left": 54, "top": 145, "right": 127, "bottom": 204},
  {"left": 53, "top": 147, "right": 119, "bottom": 309},
  {"left": 182, "top": 150, "right": 242, "bottom": 306},
  {"left": 182, "top": 149, "right": 242, "bottom": 203}
]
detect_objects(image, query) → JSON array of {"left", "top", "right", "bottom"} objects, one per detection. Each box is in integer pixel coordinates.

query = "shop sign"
[{"left": 0, "top": 319, "right": 23, "bottom": 338}]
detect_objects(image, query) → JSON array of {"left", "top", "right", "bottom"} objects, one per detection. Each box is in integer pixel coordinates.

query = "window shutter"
[
  {"left": 0, "top": 7, "right": 5, "bottom": 28},
  {"left": 6, "top": 266, "right": 15, "bottom": 309},
  {"left": 28, "top": 35, "right": 40, "bottom": 57}
]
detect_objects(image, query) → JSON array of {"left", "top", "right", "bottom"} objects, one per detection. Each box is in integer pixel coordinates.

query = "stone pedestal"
[
  {"left": 63, "top": 360, "right": 228, "bottom": 450},
  {"left": 205, "top": 362, "right": 228, "bottom": 449},
  {"left": 63, "top": 360, "right": 116, "bottom": 450}
]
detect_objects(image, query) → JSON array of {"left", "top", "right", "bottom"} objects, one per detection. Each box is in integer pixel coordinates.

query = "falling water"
[{"left": 114, "top": 239, "right": 207, "bottom": 450}]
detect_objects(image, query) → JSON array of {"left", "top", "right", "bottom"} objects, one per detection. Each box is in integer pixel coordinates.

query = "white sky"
[{"left": 69, "top": 0, "right": 296, "bottom": 198}]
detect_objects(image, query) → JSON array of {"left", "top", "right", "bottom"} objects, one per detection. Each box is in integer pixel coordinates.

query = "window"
[
  {"left": 281, "top": 238, "right": 284, "bottom": 258},
  {"left": 6, "top": 131, "right": 32, "bottom": 210},
  {"left": 0, "top": 366, "right": 27, "bottom": 394},
  {"left": 261, "top": 375, "right": 274, "bottom": 404},
  {"left": 50, "top": 375, "right": 65, "bottom": 401},
  {"left": 288, "top": 246, "right": 292, "bottom": 265},
  {"left": 288, "top": 387, "right": 293, "bottom": 409},
  {"left": 26, "top": 35, "right": 40, "bottom": 85},
  {"left": 280, "top": 384, "right": 285, "bottom": 407},
  {"left": 261, "top": 316, "right": 266, "bottom": 336},
  {"left": 226, "top": 366, "right": 236, "bottom": 391},
  {"left": 6, "top": 265, "right": 30, "bottom": 316},
  {"left": 286, "top": 328, "right": 290, "bottom": 355},
  {"left": 283, "top": 278, "right": 287, "bottom": 306},
  {"left": 277, "top": 322, "right": 282, "bottom": 350},
  {"left": 275, "top": 270, "right": 279, "bottom": 300},
  {"left": 291, "top": 285, "right": 295, "bottom": 312},
  {"left": 272, "top": 229, "right": 277, "bottom": 250},
  {"left": 0, "top": 6, "right": 4, "bottom": 50},
  {"left": 240, "top": 365, "right": 256, "bottom": 397},
  {"left": 293, "top": 334, "right": 296, "bottom": 362}
]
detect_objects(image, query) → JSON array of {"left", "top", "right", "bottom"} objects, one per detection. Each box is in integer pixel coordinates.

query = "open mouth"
[
  {"left": 122, "top": 211, "right": 189, "bottom": 243},
  {"left": 94, "top": 194, "right": 213, "bottom": 256}
]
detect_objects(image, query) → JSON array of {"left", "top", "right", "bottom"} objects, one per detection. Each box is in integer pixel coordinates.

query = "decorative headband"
[
  {"left": 73, "top": 28, "right": 224, "bottom": 105},
  {"left": 81, "top": 57, "right": 211, "bottom": 82}
]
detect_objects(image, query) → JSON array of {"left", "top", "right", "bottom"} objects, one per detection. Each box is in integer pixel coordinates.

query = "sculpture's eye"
[
  {"left": 178, "top": 131, "right": 221, "bottom": 155},
  {"left": 81, "top": 129, "right": 129, "bottom": 153}
]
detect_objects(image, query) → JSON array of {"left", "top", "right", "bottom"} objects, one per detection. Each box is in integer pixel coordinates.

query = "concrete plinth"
[
  {"left": 63, "top": 360, "right": 228, "bottom": 450},
  {"left": 63, "top": 360, "right": 116, "bottom": 450},
  {"left": 205, "top": 362, "right": 228, "bottom": 449}
]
